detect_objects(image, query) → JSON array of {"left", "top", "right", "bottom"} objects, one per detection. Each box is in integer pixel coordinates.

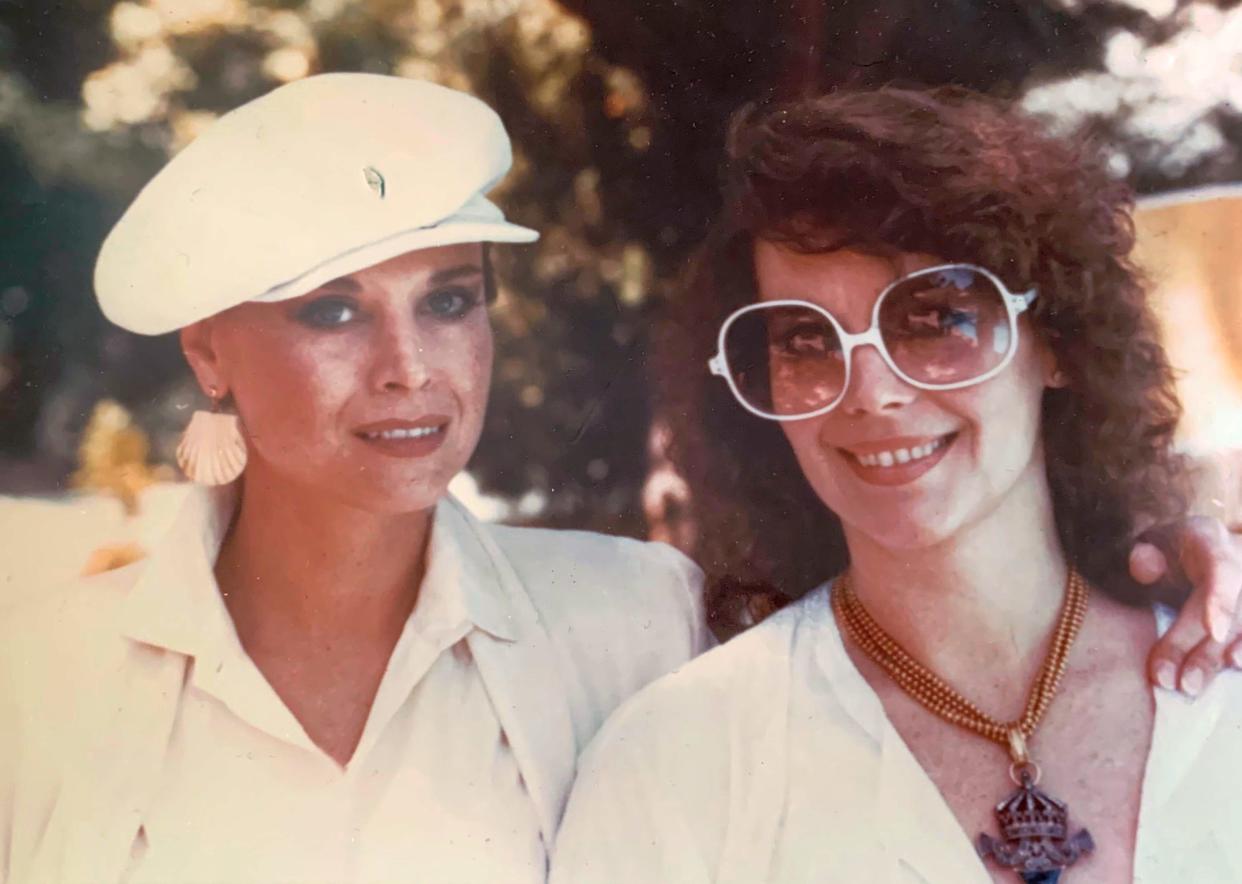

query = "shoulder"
[
  {"left": 467, "top": 521, "right": 713, "bottom": 753},
  {"left": 1, "top": 564, "right": 149, "bottom": 782},
  {"left": 3, "top": 562, "right": 139, "bottom": 652},
  {"left": 488, "top": 522, "right": 700, "bottom": 589},
  {"left": 486, "top": 522, "right": 705, "bottom": 633},
  {"left": 2, "top": 563, "right": 142, "bottom": 694}
]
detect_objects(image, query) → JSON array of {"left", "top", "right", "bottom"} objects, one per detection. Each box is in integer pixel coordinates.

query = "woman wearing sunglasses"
[{"left": 551, "top": 87, "right": 1242, "bottom": 882}]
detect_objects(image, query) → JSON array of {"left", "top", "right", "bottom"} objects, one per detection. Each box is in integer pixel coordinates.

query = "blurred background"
[{"left": 1, "top": 0, "right": 1240, "bottom": 590}]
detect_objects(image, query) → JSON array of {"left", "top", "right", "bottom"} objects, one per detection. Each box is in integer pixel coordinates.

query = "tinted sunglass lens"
[
  {"left": 723, "top": 305, "right": 845, "bottom": 417},
  {"left": 879, "top": 267, "right": 1013, "bottom": 385}
]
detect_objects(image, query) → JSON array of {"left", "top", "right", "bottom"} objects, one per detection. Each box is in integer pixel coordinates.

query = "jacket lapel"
[
  {"left": 875, "top": 722, "right": 993, "bottom": 883},
  {"left": 814, "top": 582, "right": 990, "bottom": 884},
  {"left": 31, "top": 643, "right": 187, "bottom": 884},
  {"left": 439, "top": 498, "right": 578, "bottom": 854},
  {"left": 28, "top": 487, "right": 226, "bottom": 882}
]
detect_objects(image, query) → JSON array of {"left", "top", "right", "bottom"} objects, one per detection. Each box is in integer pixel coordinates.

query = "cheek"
[
  {"left": 780, "top": 420, "right": 841, "bottom": 494},
  {"left": 439, "top": 319, "right": 493, "bottom": 421},
  {"left": 958, "top": 367, "right": 1048, "bottom": 469},
  {"left": 222, "top": 333, "right": 361, "bottom": 447}
]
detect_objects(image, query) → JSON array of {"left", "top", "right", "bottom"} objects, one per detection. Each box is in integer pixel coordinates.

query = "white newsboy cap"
[{"left": 95, "top": 73, "right": 538, "bottom": 335}]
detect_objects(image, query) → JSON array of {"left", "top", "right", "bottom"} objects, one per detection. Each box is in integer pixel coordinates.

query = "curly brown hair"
[{"left": 658, "top": 86, "right": 1186, "bottom": 634}]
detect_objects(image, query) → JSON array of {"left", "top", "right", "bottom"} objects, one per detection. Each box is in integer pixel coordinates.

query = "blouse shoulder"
[
  {"left": 0, "top": 562, "right": 147, "bottom": 757},
  {"left": 580, "top": 591, "right": 811, "bottom": 759},
  {"left": 487, "top": 522, "right": 709, "bottom": 645},
  {"left": 488, "top": 522, "right": 701, "bottom": 591},
  {"left": 1, "top": 562, "right": 141, "bottom": 653}
]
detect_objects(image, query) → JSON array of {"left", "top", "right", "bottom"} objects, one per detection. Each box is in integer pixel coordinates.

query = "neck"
[
  {"left": 843, "top": 466, "right": 1069, "bottom": 685},
  {"left": 215, "top": 464, "right": 433, "bottom": 642}
]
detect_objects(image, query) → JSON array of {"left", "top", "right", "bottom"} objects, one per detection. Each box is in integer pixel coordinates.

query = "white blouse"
[
  {"left": 122, "top": 492, "right": 544, "bottom": 884},
  {"left": 552, "top": 584, "right": 1242, "bottom": 883}
]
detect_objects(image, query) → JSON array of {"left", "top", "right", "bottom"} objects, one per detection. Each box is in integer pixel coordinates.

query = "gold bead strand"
[{"left": 832, "top": 568, "right": 1090, "bottom": 756}]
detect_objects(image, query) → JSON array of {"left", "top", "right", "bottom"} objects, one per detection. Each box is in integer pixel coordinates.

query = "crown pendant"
[{"left": 976, "top": 764, "right": 1094, "bottom": 883}]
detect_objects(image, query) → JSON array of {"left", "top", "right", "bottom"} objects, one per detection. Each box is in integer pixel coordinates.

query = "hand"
[{"left": 1133, "top": 517, "right": 1242, "bottom": 696}]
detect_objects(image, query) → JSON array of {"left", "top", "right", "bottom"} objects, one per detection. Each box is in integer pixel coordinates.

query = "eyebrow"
[
  {"left": 429, "top": 264, "right": 483, "bottom": 285},
  {"left": 314, "top": 263, "right": 483, "bottom": 294},
  {"left": 315, "top": 275, "right": 362, "bottom": 294}
]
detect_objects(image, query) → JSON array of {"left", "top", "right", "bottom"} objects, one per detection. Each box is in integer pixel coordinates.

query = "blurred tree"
[{"left": 0, "top": 0, "right": 1238, "bottom": 534}]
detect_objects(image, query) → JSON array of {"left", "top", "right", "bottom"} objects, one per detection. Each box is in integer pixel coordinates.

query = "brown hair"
[{"left": 659, "top": 86, "right": 1186, "bottom": 633}]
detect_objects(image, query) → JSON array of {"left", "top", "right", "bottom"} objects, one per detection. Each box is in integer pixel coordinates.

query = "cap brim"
[{"left": 254, "top": 219, "right": 539, "bottom": 304}]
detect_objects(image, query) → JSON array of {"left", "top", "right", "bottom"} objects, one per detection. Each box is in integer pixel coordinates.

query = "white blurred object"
[
  {"left": 1135, "top": 183, "right": 1242, "bottom": 455},
  {"left": 1023, "top": 4, "right": 1242, "bottom": 177},
  {"left": 448, "top": 471, "right": 544, "bottom": 522},
  {"left": 1135, "top": 183, "right": 1242, "bottom": 526}
]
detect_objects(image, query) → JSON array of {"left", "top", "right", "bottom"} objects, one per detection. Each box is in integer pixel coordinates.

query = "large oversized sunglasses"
[{"left": 708, "top": 263, "right": 1037, "bottom": 421}]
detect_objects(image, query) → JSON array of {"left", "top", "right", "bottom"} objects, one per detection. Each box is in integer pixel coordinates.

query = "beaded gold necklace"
[{"left": 832, "top": 569, "right": 1094, "bottom": 883}]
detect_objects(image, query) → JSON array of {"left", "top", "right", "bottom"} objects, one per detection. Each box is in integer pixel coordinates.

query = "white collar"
[{"left": 119, "top": 484, "right": 520, "bottom": 660}]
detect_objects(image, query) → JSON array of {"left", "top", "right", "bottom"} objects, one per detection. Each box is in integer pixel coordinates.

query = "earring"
[
  {"left": 1049, "top": 369, "right": 1070, "bottom": 388},
  {"left": 176, "top": 385, "right": 247, "bottom": 485}
]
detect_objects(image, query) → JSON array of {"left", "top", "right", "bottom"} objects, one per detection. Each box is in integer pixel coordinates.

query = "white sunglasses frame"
[{"left": 707, "top": 263, "right": 1038, "bottom": 422}]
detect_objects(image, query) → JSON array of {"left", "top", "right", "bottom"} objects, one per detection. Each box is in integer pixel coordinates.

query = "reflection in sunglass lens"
[
  {"left": 723, "top": 305, "right": 845, "bottom": 416},
  {"left": 879, "top": 267, "right": 1012, "bottom": 386}
]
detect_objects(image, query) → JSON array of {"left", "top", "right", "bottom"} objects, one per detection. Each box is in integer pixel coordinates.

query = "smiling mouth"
[
  {"left": 357, "top": 425, "right": 445, "bottom": 441},
  {"left": 845, "top": 434, "right": 955, "bottom": 468}
]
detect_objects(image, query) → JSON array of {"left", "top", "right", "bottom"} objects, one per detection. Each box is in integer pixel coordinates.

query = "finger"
[
  {"left": 1148, "top": 606, "right": 1210, "bottom": 691},
  {"left": 1177, "top": 637, "right": 1228, "bottom": 699},
  {"left": 1228, "top": 636, "right": 1242, "bottom": 670},
  {"left": 1177, "top": 521, "right": 1242, "bottom": 643},
  {"left": 1129, "top": 542, "right": 1169, "bottom": 586},
  {"left": 1205, "top": 581, "right": 1238, "bottom": 645}
]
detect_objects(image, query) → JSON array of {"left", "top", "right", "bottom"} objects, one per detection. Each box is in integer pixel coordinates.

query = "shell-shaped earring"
[{"left": 176, "top": 386, "right": 247, "bottom": 485}]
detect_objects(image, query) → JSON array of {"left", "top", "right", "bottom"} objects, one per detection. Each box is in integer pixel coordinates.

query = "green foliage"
[{"left": 0, "top": 0, "right": 1238, "bottom": 532}]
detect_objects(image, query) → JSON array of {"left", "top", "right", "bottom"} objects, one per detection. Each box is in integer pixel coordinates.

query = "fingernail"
[
  {"left": 1230, "top": 647, "right": 1242, "bottom": 669},
  {"left": 1154, "top": 662, "right": 1177, "bottom": 691},
  {"left": 1182, "top": 668, "right": 1204, "bottom": 698}
]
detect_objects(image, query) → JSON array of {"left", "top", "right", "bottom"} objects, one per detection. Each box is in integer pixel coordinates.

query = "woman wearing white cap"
[
  {"left": 0, "top": 74, "right": 709, "bottom": 883},
  {"left": 0, "top": 75, "right": 1235, "bottom": 884}
]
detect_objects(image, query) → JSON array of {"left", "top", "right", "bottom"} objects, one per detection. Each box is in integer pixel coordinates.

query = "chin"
[
  {"left": 835, "top": 489, "right": 974, "bottom": 551},
  {"left": 254, "top": 453, "right": 460, "bottom": 517},
  {"left": 853, "top": 514, "right": 957, "bottom": 551},
  {"left": 328, "top": 476, "right": 451, "bottom": 516}
]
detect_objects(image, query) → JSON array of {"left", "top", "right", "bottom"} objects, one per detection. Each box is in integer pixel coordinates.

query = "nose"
[
  {"left": 839, "top": 343, "right": 916, "bottom": 416},
  {"left": 369, "top": 315, "right": 433, "bottom": 393}
]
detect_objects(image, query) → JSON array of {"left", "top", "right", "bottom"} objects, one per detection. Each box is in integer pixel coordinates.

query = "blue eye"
[
  {"left": 294, "top": 297, "right": 358, "bottom": 328},
  {"left": 422, "top": 286, "right": 482, "bottom": 320}
]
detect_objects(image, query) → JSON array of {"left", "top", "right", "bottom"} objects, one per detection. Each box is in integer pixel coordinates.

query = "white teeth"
[
  {"left": 851, "top": 436, "right": 949, "bottom": 468},
  {"left": 363, "top": 426, "right": 443, "bottom": 440}
]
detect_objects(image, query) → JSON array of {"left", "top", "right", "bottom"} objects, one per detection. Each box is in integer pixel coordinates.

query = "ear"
[
  {"left": 1042, "top": 349, "right": 1070, "bottom": 389},
  {"left": 180, "top": 320, "right": 229, "bottom": 398}
]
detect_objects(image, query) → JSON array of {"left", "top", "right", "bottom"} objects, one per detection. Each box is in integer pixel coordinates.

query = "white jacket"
[{"left": 0, "top": 487, "right": 711, "bottom": 883}]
